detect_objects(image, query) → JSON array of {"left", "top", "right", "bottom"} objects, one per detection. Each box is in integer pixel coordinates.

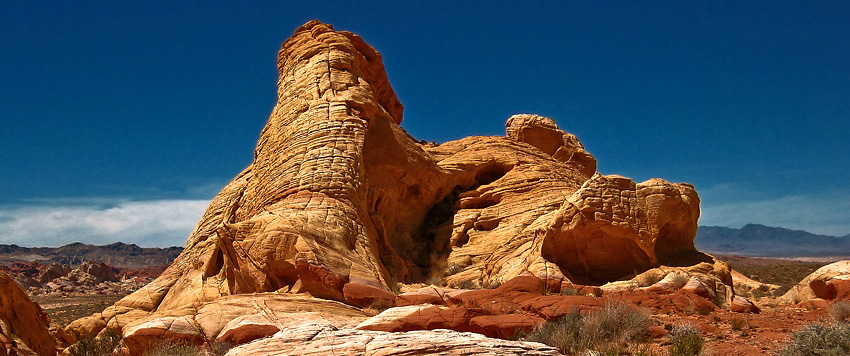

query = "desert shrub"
[
  {"left": 583, "top": 300, "right": 652, "bottom": 346},
  {"left": 67, "top": 329, "right": 123, "bottom": 356},
  {"left": 452, "top": 279, "right": 478, "bottom": 290},
  {"left": 141, "top": 341, "right": 206, "bottom": 356},
  {"left": 730, "top": 317, "right": 748, "bottom": 331},
  {"left": 637, "top": 271, "right": 663, "bottom": 287},
  {"left": 484, "top": 279, "right": 503, "bottom": 289},
  {"left": 668, "top": 324, "right": 704, "bottom": 356},
  {"left": 776, "top": 322, "right": 850, "bottom": 356},
  {"left": 522, "top": 301, "right": 651, "bottom": 354},
  {"left": 830, "top": 301, "right": 850, "bottom": 322},
  {"left": 208, "top": 342, "right": 235, "bottom": 356},
  {"left": 522, "top": 307, "right": 587, "bottom": 353},
  {"left": 364, "top": 298, "right": 394, "bottom": 313},
  {"left": 670, "top": 273, "right": 690, "bottom": 290},
  {"left": 560, "top": 287, "right": 577, "bottom": 295},
  {"left": 426, "top": 253, "right": 448, "bottom": 286}
]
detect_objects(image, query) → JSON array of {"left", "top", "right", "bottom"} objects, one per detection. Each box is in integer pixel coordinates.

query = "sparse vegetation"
[
  {"left": 483, "top": 279, "right": 503, "bottom": 289},
  {"left": 668, "top": 324, "right": 704, "bottom": 356},
  {"left": 670, "top": 273, "right": 690, "bottom": 289},
  {"left": 776, "top": 322, "right": 850, "bottom": 356},
  {"left": 452, "top": 279, "right": 478, "bottom": 290},
  {"left": 830, "top": 301, "right": 850, "bottom": 322},
  {"left": 521, "top": 301, "right": 651, "bottom": 354},
  {"left": 730, "top": 317, "right": 748, "bottom": 331},
  {"left": 426, "top": 252, "right": 448, "bottom": 286},
  {"left": 33, "top": 294, "right": 126, "bottom": 327},
  {"left": 141, "top": 341, "right": 206, "bottom": 356},
  {"left": 66, "top": 329, "right": 123, "bottom": 356},
  {"left": 637, "top": 271, "right": 664, "bottom": 287},
  {"left": 724, "top": 257, "right": 826, "bottom": 296},
  {"left": 364, "top": 298, "right": 394, "bottom": 314}
]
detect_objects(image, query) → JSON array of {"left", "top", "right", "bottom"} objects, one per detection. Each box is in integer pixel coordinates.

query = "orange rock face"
[
  {"left": 0, "top": 270, "right": 70, "bottom": 356},
  {"left": 75, "top": 20, "right": 725, "bottom": 343}
]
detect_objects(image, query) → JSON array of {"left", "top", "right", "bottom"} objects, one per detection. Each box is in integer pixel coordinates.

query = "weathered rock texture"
[
  {"left": 223, "top": 325, "right": 562, "bottom": 356},
  {"left": 0, "top": 270, "right": 70, "bottom": 356},
  {"left": 73, "top": 21, "right": 726, "bottom": 348}
]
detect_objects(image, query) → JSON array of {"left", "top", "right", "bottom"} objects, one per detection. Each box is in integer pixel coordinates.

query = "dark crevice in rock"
[
  {"left": 408, "top": 186, "right": 463, "bottom": 280},
  {"left": 474, "top": 162, "right": 512, "bottom": 186}
]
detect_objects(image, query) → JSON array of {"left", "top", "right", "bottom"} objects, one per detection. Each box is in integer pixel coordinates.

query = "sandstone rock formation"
[
  {"left": 69, "top": 20, "right": 729, "bottom": 353},
  {"left": 0, "top": 270, "right": 70, "bottom": 356},
  {"left": 223, "top": 325, "right": 562, "bottom": 356},
  {"left": 781, "top": 260, "right": 850, "bottom": 303}
]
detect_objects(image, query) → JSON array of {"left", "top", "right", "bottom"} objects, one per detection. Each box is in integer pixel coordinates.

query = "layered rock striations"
[{"left": 71, "top": 20, "right": 726, "bottom": 344}]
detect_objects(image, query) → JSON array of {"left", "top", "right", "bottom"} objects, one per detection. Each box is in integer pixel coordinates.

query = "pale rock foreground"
[
  {"left": 66, "top": 20, "right": 732, "bottom": 354},
  {"left": 224, "top": 324, "right": 562, "bottom": 356}
]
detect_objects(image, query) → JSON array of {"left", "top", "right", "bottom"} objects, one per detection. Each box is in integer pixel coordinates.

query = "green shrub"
[
  {"left": 776, "top": 322, "right": 850, "bottom": 356},
  {"left": 668, "top": 324, "right": 704, "bottom": 356},
  {"left": 522, "top": 301, "right": 651, "bottom": 354}
]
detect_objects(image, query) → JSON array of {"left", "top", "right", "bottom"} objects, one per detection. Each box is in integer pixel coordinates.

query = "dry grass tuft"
[
  {"left": 521, "top": 301, "right": 651, "bottom": 354},
  {"left": 668, "top": 324, "right": 704, "bottom": 356},
  {"left": 830, "top": 301, "right": 850, "bottom": 322},
  {"left": 66, "top": 329, "right": 123, "bottom": 356}
]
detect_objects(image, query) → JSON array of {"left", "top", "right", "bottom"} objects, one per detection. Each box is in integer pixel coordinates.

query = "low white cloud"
[
  {"left": 699, "top": 185, "right": 850, "bottom": 236},
  {"left": 0, "top": 199, "right": 210, "bottom": 247}
]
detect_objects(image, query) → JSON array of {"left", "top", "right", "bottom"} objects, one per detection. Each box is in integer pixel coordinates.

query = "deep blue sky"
[{"left": 1, "top": 1, "right": 848, "bottom": 247}]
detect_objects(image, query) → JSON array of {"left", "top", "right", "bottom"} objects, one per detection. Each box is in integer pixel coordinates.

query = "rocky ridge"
[
  {"left": 0, "top": 242, "right": 181, "bottom": 269},
  {"left": 1, "top": 261, "right": 164, "bottom": 296}
]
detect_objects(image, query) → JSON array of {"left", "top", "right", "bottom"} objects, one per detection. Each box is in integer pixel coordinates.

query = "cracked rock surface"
[{"left": 223, "top": 326, "right": 562, "bottom": 356}]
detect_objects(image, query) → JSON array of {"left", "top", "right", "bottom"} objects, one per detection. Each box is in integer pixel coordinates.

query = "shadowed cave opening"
[
  {"left": 474, "top": 162, "right": 513, "bottom": 186},
  {"left": 542, "top": 228, "right": 654, "bottom": 286},
  {"left": 654, "top": 223, "right": 714, "bottom": 267},
  {"left": 408, "top": 186, "right": 463, "bottom": 281},
  {"left": 401, "top": 163, "right": 516, "bottom": 283}
]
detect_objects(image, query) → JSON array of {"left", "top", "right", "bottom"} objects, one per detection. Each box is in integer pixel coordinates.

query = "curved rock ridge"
[{"left": 73, "top": 20, "right": 725, "bottom": 340}]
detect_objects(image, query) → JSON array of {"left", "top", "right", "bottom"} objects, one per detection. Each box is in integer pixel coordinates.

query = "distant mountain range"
[
  {"left": 0, "top": 226, "right": 845, "bottom": 267},
  {"left": 0, "top": 242, "right": 182, "bottom": 268},
  {"left": 696, "top": 224, "right": 850, "bottom": 257}
]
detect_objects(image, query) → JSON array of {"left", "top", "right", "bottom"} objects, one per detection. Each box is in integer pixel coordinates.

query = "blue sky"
[{"left": 1, "top": 1, "right": 848, "bottom": 247}]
